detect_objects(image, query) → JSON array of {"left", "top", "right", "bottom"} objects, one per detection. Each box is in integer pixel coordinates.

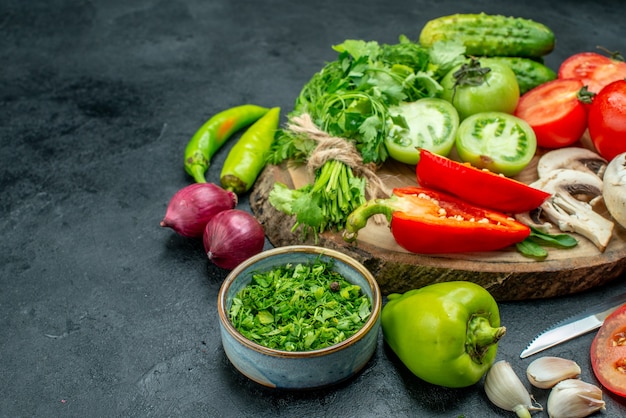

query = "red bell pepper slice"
[
  {"left": 343, "top": 186, "right": 531, "bottom": 254},
  {"left": 416, "top": 149, "right": 551, "bottom": 214}
]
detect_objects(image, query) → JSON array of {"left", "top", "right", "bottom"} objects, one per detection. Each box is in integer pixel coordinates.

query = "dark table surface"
[{"left": 2, "top": 0, "right": 626, "bottom": 416}]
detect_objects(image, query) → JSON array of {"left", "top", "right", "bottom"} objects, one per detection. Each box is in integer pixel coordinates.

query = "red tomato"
[
  {"left": 590, "top": 303, "right": 626, "bottom": 398},
  {"left": 514, "top": 79, "right": 587, "bottom": 149},
  {"left": 588, "top": 79, "right": 626, "bottom": 161},
  {"left": 559, "top": 53, "right": 613, "bottom": 80},
  {"left": 559, "top": 52, "right": 626, "bottom": 93}
]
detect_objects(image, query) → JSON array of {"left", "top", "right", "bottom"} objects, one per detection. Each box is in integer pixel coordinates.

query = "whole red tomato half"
[
  {"left": 591, "top": 303, "right": 626, "bottom": 398},
  {"left": 588, "top": 79, "right": 626, "bottom": 161},
  {"left": 514, "top": 79, "right": 588, "bottom": 149}
]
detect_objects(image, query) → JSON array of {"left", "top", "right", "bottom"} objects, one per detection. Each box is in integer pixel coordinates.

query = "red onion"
[
  {"left": 160, "top": 183, "right": 237, "bottom": 238},
  {"left": 203, "top": 209, "right": 265, "bottom": 270}
]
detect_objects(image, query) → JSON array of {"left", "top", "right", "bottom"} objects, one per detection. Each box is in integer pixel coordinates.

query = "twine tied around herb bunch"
[{"left": 285, "top": 113, "right": 392, "bottom": 200}]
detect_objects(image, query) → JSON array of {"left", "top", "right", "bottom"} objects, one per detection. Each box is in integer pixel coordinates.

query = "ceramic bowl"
[{"left": 217, "top": 245, "right": 382, "bottom": 389}]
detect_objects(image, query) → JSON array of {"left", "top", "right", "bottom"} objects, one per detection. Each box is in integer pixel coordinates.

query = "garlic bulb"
[
  {"left": 485, "top": 360, "right": 543, "bottom": 417},
  {"left": 547, "top": 379, "right": 605, "bottom": 418},
  {"left": 526, "top": 356, "right": 582, "bottom": 389}
]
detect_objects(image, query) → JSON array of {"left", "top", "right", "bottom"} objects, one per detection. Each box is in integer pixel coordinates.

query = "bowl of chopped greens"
[{"left": 217, "top": 245, "right": 382, "bottom": 389}]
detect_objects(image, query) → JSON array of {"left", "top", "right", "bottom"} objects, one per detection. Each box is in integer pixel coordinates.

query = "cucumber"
[
  {"left": 482, "top": 57, "right": 557, "bottom": 94},
  {"left": 419, "top": 13, "right": 556, "bottom": 58}
]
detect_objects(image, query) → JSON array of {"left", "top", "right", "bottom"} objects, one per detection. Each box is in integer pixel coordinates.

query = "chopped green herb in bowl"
[
  {"left": 229, "top": 258, "right": 372, "bottom": 352},
  {"left": 217, "top": 245, "right": 382, "bottom": 389}
]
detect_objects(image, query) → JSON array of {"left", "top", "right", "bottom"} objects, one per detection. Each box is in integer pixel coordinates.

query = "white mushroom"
[
  {"left": 603, "top": 152, "right": 626, "bottom": 229},
  {"left": 537, "top": 147, "right": 608, "bottom": 179},
  {"left": 528, "top": 169, "right": 614, "bottom": 252},
  {"left": 515, "top": 208, "right": 558, "bottom": 235}
]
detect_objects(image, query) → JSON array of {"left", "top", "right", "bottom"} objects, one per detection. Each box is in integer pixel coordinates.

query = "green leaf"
[
  {"left": 292, "top": 192, "right": 325, "bottom": 228},
  {"left": 332, "top": 39, "right": 381, "bottom": 60},
  {"left": 516, "top": 227, "right": 578, "bottom": 260},
  {"left": 321, "top": 309, "right": 337, "bottom": 321},
  {"left": 516, "top": 239, "right": 548, "bottom": 260},
  {"left": 303, "top": 331, "right": 317, "bottom": 349},
  {"left": 414, "top": 71, "right": 445, "bottom": 96},
  {"left": 257, "top": 311, "right": 275, "bottom": 325},
  {"left": 428, "top": 39, "right": 467, "bottom": 77},
  {"left": 358, "top": 115, "right": 381, "bottom": 141},
  {"left": 358, "top": 299, "right": 371, "bottom": 320},
  {"left": 268, "top": 182, "right": 300, "bottom": 215},
  {"left": 528, "top": 226, "right": 579, "bottom": 248}
]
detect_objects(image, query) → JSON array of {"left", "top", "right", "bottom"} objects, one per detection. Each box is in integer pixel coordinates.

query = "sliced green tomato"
[
  {"left": 455, "top": 112, "right": 537, "bottom": 177},
  {"left": 384, "top": 98, "right": 460, "bottom": 165}
]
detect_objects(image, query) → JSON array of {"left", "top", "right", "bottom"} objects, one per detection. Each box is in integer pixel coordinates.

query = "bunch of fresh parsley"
[{"left": 268, "top": 36, "right": 466, "bottom": 240}]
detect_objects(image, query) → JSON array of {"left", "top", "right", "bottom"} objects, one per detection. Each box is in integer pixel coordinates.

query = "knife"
[{"left": 520, "top": 292, "right": 626, "bottom": 359}]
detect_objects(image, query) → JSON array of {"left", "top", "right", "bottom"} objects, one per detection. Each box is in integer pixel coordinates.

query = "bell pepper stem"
[
  {"left": 467, "top": 315, "right": 506, "bottom": 362},
  {"left": 342, "top": 196, "right": 397, "bottom": 243}
]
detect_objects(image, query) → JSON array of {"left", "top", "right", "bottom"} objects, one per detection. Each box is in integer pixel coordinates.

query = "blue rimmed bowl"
[{"left": 217, "top": 245, "right": 382, "bottom": 389}]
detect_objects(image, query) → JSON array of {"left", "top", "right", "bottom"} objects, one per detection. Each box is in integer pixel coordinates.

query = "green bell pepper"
[{"left": 382, "top": 281, "right": 506, "bottom": 388}]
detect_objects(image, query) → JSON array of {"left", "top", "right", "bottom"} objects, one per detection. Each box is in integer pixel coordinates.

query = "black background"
[{"left": 2, "top": 0, "right": 626, "bottom": 416}]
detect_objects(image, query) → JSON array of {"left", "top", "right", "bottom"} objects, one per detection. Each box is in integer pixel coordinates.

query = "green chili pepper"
[
  {"left": 184, "top": 104, "right": 269, "bottom": 183},
  {"left": 381, "top": 281, "right": 506, "bottom": 388},
  {"left": 220, "top": 107, "right": 281, "bottom": 194}
]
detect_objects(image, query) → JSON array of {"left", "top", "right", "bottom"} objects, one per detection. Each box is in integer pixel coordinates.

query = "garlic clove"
[
  {"left": 526, "top": 356, "right": 582, "bottom": 389},
  {"left": 547, "top": 379, "right": 606, "bottom": 418},
  {"left": 485, "top": 360, "right": 543, "bottom": 418}
]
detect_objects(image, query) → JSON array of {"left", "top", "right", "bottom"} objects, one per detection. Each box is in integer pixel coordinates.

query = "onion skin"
[
  {"left": 203, "top": 209, "right": 265, "bottom": 270},
  {"left": 160, "top": 183, "right": 237, "bottom": 238}
]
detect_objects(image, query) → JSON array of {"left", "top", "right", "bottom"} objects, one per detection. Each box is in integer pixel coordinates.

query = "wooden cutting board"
[{"left": 250, "top": 144, "right": 626, "bottom": 301}]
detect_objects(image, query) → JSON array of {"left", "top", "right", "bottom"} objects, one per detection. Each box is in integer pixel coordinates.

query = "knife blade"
[{"left": 520, "top": 292, "right": 626, "bottom": 359}]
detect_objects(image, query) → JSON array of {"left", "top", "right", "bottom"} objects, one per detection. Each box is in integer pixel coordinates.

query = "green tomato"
[
  {"left": 381, "top": 281, "right": 504, "bottom": 388},
  {"left": 455, "top": 111, "right": 537, "bottom": 177},
  {"left": 384, "top": 98, "right": 459, "bottom": 165},
  {"left": 440, "top": 58, "right": 520, "bottom": 120}
]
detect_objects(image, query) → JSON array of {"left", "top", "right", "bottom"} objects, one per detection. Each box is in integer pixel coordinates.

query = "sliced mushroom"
[
  {"left": 537, "top": 147, "right": 608, "bottom": 179},
  {"left": 515, "top": 208, "right": 558, "bottom": 235},
  {"left": 529, "top": 169, "right": 614, "bottom": 252},
  {"left": 603, "top": 152, "right": 626, "bottom": 229}
]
